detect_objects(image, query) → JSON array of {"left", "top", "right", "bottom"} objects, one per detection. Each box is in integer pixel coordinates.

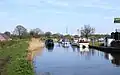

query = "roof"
[
  {"left": 0, "top": 34, "right": 6, "bottom": 41},
  {"left": 2, "top": 34, "right": 10, "bottom": 39},
  {"left": 0, "top": 33, "right": 10, "bottom": 41}
]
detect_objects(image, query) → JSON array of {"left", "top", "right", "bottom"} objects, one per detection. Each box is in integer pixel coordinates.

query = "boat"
[
  {"left": 78, "top": 40, "right": 89, "bottom": 48},
  {"left": 70, "top": 39, "right": 79, "bottom": 46},
  {"left": 45, "top": 39, "right": 54, "bottom": 47},
  {"left": 62, "top": 41, "right": 70, "bottom": 48},
  {"left": 61, "top": 39, "right": 70, "bottom": 48},
  {"left": 71, "top": 38, "right": 89, "bottom": 48},
  {"left": 58, "top": 39, "right": 63, "bottom": 44}
]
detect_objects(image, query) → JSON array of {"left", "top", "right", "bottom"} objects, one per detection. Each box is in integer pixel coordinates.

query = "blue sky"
[{"left": 0, "top": 0, "right": 120, "bottom": 35}]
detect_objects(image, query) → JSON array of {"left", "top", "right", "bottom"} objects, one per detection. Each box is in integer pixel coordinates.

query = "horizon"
[{"left": 0, "top": 0, "right": 120, "bottom": 35}]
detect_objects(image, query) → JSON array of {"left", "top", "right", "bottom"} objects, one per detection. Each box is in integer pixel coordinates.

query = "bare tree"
[
  {"left": 80, "top": 25, "right": 95, "bottom": 39},
  {"left": 13, "top": 25, "right": 27, "bottom": 39}
]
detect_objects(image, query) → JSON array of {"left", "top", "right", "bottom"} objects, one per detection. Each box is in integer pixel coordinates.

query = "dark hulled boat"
[{"left": 45, "top": 39, "right": 54, "bottom": 47}]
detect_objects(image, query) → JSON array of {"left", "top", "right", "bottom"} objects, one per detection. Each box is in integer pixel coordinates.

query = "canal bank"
[
  {"left": 0, "top": 38, "right": 45, "bottom": 75},
  {"left": 27, "top": 38, "right": 45, "bottom": 61},
  {"left": 89, "top": 45, "right": 120, "bottom": 53}
]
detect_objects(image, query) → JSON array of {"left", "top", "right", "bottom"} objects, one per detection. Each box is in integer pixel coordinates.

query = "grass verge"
[
  {"left": 0, "top": 40, "right": 34, "bottom": 75},
  {"left": 89, "top": 42, "right": 103, "bottom": 46}
]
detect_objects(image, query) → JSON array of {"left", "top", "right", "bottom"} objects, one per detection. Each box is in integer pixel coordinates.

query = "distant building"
[{"left": 0, "top": 33, "right": 11, "bottom": 41}]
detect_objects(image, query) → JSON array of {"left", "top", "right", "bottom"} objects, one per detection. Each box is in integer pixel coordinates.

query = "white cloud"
[
  {"left": 0, "top": 12, "right": 8, "bottom": 17},
  {"left": 0, "top": 0, "right": 120, "bottom": 20},
  {"left": 103, "top": 16, "right": 113, "bottom": 19},
  {"left": 55, "top": 11, "right": 64, "bottom": 14},
  {"left": 1, "top": 0, "right": 119, "bottom": 11},
  {"left": 9, "top": 17, "right": 17, "bottom": 21},
  {"left": 73, "top": 0, "right": 120, "bottom": 11},
  {"left": 46, "top": 0, "right": 69, "bottom": 7}
]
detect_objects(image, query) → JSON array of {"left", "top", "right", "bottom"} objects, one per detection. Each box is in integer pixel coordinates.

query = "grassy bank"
[
  {"left": 0, "top": 39, "right": 34, "bottom": 75},
  {"left": 89, "top": 42, "right": 103, "bottom": 46}
]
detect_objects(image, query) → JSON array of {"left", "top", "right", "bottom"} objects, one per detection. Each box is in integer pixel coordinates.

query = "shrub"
[
  {"left": 0, "top": 40, "right": 19, "bottom": 48},
  {"left": 13, "top": 58, "right": 34, "bottom": 75}
]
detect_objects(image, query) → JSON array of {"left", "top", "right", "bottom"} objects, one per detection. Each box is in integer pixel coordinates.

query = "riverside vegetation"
[{"left": 0, "top": 39, "right": 36, "bottom": 75}]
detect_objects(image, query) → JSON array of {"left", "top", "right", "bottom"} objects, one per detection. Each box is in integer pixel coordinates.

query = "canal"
[{"left": 33, "top": 43, "right": 120, "bottom": 75}]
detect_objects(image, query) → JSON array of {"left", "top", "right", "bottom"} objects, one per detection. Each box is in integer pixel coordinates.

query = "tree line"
[
  {"left": 3, "top": 24, "right": 108, "bottom": 40},
  {"left": 4, "top": 25, "right": 64, "bottom": 39}
]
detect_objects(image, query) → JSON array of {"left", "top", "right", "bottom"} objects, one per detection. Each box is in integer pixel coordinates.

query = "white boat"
[
  {"left": 62, "top": 39, "right": 70, "bottom": 48},
  {"left": 71, "top": 39, "right": 78, "bottom": 45},
  {"left": 58, "top": 39, "right": 63, "bottom": 44},
  {"left": 71, "top": 38, "right": 89, "bottom": 48},
  {"left": 62, "top": 42, "right": 70, "bottom": 48}
]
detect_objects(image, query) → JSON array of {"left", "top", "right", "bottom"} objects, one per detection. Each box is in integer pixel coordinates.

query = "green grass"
[
  {"left": 89, "top": 42, "right": 102, "bottom": 46},
  {"left": 0, "top": 40, "right": 34, "bottom": 75}
]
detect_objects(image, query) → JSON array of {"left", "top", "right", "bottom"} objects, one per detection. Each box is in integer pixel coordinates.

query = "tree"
[
  {"left": 29, "top": 30, "right": 34, "bottom": 36},
  {"left": 80, "top": 25, "right": 95, "bottom": 39},
  {"left": 32, "top": 28, "right": 44, "bottom": 35},
  {"left": 4, "top": 31, "right": 11, "bottom": 37},
  {"left": 13, "top": 25, "right": 27, "bottom": 39},
  {"left": 52, "top": 33, "right": 61, "bottom": 38},
  {"left": 45, "top": 32, "right": 52, "bottom": 37},
  {"left": 64, "top": 34, "right": 71, "bottom": 39},
  {"left": 30, "top": 28, "right": 44, "bottom": 37},
  {"left": 74, "top": 35, "right": 79, "bottom": 38},
  {"left": 89, "top": 34, "right": 109, "bottom": 39}
]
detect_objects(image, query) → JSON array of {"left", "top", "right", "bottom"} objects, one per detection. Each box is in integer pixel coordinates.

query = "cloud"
[
  {"left": 1, "top": 0, "right": 119, "bottom": 11},
  {"left": 4, "top": 0, "right": 119, "bottom": 12},
  {"left": 103, "top": 16, "right": 120, "bottom": 20},
  {"left": 55, "top": 11, "right": 64, "bottom": 14},
  {"left": 103, "top": 16, "right": 113, "bottom": 19},
  {"left": 68, "top": 0, "right": 120, "bottom": 11},
  {"left": 9, "top": 17, "right": 17, "bottom": 21},
  {"left": 0, "top": 0, "right": 120, "bottom": 19},
  {"left": 81, "top": 4, "right": 120, "bottom": 11},
  {"left": 45, "top": 0, "right": 120, "bottom": 11},
  {"left": 0, "top": 12, "right": 8, "bottom": 17},
  {"left": 45, "top": 0, "right": 69, "bottom": 7}
]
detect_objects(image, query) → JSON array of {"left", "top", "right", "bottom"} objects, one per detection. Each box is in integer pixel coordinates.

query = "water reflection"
[
  {"left": 71, "top": 46, "right": 76, "bottom": 52},
  {"left": 105, "top": 53, "right": 120, "bottom": 67},
  {"left": 77, "top": 47, "right": 80, "bottom": 52},
  {"left": 34, "top": 43, "right": 120, "bottom": 75},
  {"left": 46, "top": 46, "right": 54, "bottom": 52},
  {"left": 90, "top": 49, "right": 95, "bottom": 56},
  {"left": 56, "top": 43, "right": 61, "bottom": 47},
  {"left": 71, "top": 46, "right": 96, "bottom": 57},
  {"left": 39, "top": 72, "right": 52, "bottom": 75}
]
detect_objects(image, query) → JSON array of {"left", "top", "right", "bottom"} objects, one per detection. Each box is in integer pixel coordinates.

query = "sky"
[{"left": 0, "top": 0, "right": 120, "bottom": 35}]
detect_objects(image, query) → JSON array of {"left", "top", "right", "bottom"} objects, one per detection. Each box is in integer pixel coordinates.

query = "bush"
[
  {"left": 0, "top": 40, "right": 19, "bottom": 48},
  {"left": 13, "top": 58, "right": 34, "bottom": 75}
]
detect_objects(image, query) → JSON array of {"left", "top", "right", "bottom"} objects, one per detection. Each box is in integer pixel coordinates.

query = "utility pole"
[
  {"left": 66, "top": 26, "right": 68, "bottom": 35},
  {"left": 77, "top": 29, "right": 80, "bottom": 37}
]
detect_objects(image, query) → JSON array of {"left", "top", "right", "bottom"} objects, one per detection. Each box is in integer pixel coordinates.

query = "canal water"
[{"left": 33, "top": 43, "right": 120, "bottom": 75}]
